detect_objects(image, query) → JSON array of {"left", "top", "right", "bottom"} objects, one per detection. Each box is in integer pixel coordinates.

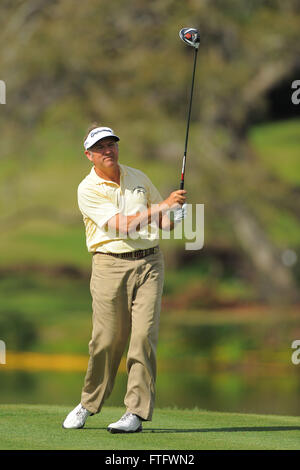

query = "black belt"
[{"left": 94, "top": 246, "right": 159, "bottom": 260}]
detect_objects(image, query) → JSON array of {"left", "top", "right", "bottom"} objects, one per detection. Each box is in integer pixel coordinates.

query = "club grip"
[{"left": 180, "top": 180, "right": 184, "bottom": 190}]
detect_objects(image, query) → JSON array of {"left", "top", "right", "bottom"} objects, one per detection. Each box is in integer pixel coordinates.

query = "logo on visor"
[{"left": 90, "top": 128, "right": 111, "bottom": 138}]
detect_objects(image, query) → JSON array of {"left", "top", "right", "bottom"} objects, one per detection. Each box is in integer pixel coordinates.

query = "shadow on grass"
[
  {"left": 144, "top": 426, "right": 300, "bottom": 433},
  {"left": 84, "top": 426, "right": 300, "bottom": 433}
]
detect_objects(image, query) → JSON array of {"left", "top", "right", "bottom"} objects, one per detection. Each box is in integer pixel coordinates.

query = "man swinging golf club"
[
  {"left": 62, "top": 125, "right": 187, "bottom": 433},
  {"left": 62, "top": 26, "right": 199, "bottom": 433}
]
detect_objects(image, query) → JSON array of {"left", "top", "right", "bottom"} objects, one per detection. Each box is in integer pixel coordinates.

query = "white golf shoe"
[
  {"left": 62, "top": 403, "right": 92, "bottom": 429},
  {"left": 107, "top": 412, "right": 143, "bottom": 433}
]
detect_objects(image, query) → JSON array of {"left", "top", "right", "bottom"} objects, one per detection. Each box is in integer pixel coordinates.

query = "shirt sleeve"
[
  {"left": 140, "top": 172, "right": 163, "bottom": 205},
  {"left": 77, "top": 185, "right": 120, "bottom": 229}
]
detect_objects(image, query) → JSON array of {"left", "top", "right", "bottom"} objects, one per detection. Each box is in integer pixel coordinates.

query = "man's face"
[{"left": 85, "top": 137, "right": 119, "bottom": 171}]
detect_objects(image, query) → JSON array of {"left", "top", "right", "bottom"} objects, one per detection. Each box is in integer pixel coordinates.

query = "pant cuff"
[
  {"left": 81, "top": 401, "right": 99, "bottom": 415},
  {"left": 126, "top": 408, "right": 152, "bottom": 422}
]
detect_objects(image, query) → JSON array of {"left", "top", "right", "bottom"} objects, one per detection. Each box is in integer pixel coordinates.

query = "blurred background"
[{"left": 0, "top": 0, "right": 300, "bottom": 416}]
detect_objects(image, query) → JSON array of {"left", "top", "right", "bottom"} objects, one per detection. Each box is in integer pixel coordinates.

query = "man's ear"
[{"left": 84, "top": 150, "right": 93, "bottom": 162}]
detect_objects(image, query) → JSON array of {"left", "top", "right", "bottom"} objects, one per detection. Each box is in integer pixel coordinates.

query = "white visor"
[{"left": 84, "top": 127, "right": 120, "bottom": 150}]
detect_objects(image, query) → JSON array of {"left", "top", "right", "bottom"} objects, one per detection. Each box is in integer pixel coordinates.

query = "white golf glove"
[{"left": 172, "top": 203, "right": 187, "bottom": 224}]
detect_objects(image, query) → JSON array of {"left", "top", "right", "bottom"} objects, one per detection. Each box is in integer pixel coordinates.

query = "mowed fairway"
[{"left": 0, "top": 405, "right": 299, "bottom": 450}]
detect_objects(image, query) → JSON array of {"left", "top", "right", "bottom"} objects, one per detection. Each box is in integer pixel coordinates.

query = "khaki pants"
[{"left": 81, "top": 248, "right": 165, "bottom": 421}]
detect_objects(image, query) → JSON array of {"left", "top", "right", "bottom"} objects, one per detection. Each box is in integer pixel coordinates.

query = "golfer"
[{"left": 63, "top": 125, "right": 186, "bottom": 433}]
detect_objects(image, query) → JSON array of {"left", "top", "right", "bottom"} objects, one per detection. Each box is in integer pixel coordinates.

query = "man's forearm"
[
  {"left": 159, "top": 213, "right": 175, "bottom": 231},
  {"left": 107, "top": 201, "right": 170, "bottom": 235}
]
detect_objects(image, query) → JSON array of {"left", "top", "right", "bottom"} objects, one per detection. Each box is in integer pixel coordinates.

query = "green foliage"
[
  {"left": 0, "top": 0, "right": 299, "bottom": 299},
  {"left": 249, "top": 119, "right": 300, "bottom": 185},
  {"left": 0, "top": 272, "right": 91, "bottom": 353},
  {"left": 0, "top": 310, "right": 38, "bottom": 351}
]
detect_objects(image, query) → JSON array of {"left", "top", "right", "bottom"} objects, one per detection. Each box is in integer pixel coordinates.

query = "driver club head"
[{"left": 179, "top": 27, "right": 200, "bottom": 49}]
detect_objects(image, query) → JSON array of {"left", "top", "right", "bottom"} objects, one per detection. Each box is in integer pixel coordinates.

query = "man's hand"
[
  {"left": 163, "top": 190, "right": 187, "bottom": 209},
  {"left": 159, "top": 191, "right": 187, "bottom": 231}
]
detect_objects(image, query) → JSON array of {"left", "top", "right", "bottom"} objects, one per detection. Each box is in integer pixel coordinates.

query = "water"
[{"left": 0, "top": 362, "right": 299, "bottom": 416}]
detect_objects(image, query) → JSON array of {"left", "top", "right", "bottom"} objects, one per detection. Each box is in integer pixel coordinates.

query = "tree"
[{"left": 0, "top": 0, "right": 299, "bottom": 301}]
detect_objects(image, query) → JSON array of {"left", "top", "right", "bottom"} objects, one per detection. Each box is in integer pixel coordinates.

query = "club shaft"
[{"left": 180, "top": 47, "right": 198, "bottom": 190}]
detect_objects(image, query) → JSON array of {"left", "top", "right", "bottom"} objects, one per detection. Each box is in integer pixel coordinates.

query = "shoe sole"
[{"left": 107, "top": 425, "right": 142, "bottom": 434}]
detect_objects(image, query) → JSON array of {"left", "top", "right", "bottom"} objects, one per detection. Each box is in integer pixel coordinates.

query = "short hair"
[{"left": 84, "top": 122, "right": 101, "bottom": 142}]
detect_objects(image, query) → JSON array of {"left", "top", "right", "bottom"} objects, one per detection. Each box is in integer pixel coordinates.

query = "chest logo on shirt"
[{"left": 132, "top": 186, "right": 146, "bottom": 195}]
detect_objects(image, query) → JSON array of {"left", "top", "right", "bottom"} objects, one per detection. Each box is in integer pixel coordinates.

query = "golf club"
[{"left": 179, "top": 27, "right": 200, "bottom": 190}]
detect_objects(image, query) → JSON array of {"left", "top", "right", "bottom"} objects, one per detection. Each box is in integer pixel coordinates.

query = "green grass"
[{"left": 0, "top": 404, "right": 299, "bottom": 450}]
